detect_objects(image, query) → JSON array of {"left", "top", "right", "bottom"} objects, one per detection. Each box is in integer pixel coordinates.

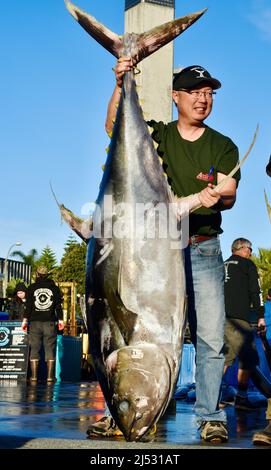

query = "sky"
[{"left": 1, "top": 0, "right": 271, "bottom": 263}]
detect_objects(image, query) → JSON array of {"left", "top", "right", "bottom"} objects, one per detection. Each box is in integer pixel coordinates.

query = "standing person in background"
[
  {"left": 22, "top": 266, "right": 64, "bottom": 383},
  {"left": 223, "top": 238, "right": 265, "bottom": 410},
  {"left": 9, "top": 282, "right": 27, "bottom": 320}
]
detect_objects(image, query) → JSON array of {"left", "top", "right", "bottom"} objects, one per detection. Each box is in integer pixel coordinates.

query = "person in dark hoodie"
[
  {"left": 223, "top": 238, "right": 265, "bottom": 409},
  {"left": 9, "top": 282, "right": 28, "bottom": 320},
  {"left": 22, "top": 266, "right": 64, "bottom": 383}
]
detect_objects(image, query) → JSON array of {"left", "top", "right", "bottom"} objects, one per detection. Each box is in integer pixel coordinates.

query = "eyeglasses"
[
  {"left": 179, "top": 89, "right": 216, "bottom": 100},
  {"left": 239, "top": 245, "right": 252, "bottom": 253}
]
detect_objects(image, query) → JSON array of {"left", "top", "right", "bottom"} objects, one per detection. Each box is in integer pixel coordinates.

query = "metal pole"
[
  {"left": 70, "top": 282, "right": 77, "bottom": 337},
  {"left": 3, "top": 242, "right": 22, "bottom": 298}
]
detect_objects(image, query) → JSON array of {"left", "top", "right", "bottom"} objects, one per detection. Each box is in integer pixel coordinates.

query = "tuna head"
[{"left": 106, "top": 344, "right": 171, "bottom": 441}]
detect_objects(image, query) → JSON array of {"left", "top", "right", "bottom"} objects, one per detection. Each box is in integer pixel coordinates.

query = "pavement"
[
  {"left": 0, "top": 381, "right": 270, "bottom": 470},
  {"left": 0, "top": 381, "right": 269, "bottom": 465}
]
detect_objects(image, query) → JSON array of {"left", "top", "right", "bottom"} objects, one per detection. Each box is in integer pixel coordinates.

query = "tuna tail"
[
  {"left": 65, "top": 0, "right": 207, "bottom": 63},
  {"left": 134, "top": 9, "right": 207, "bottom": 64},
  {"left": 65, "top": 0, "right": 123, "bottom": 58}
]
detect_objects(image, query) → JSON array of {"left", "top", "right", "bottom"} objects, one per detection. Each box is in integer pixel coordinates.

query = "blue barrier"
[
  {"left": 177, "top": 343, "right": 196, "bottom": 386},
  {"left": 0, "top": 312, "right": 9, "bottom": 320},
  {"left": 55, "top": 335, "right": 82, "bottom": 382}
]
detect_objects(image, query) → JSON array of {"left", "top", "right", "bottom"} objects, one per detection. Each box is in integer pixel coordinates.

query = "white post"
[{"left": 125, "top": 0, "right": 175, "bottom": 123}]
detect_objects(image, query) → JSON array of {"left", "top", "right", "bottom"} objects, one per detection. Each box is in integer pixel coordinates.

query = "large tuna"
[{"left": 61, "top": 1, "right": 230, "bottom": 441}]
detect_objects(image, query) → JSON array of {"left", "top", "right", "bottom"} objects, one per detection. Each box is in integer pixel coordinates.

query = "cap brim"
[
  {"left": 173, "top": 77, "right": 221, "bottom": 91},
  {"left": 196, "top": 78, "right": 221, "bottom": 90}
]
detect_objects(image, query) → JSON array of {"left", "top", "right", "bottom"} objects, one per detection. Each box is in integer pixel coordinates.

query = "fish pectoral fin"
[
  {"left": 60, "top": 204, "right": 92, "bottom": 242},
  {"left": 50, "top": 182, "right": 92, "bottom": 242},
  {"left": 105, "top": 288, "right": 137, "bottom": 345},
  {"left": 135, "top": 9, "right": 207, "bottom": 64},
  {"left": 65, "top": 0, "right": 123, "bottom": 58}
]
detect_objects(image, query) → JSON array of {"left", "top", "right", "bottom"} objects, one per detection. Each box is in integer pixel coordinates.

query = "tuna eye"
[{"left": 119, "top": 400, "right": 129, "bottom": 412}]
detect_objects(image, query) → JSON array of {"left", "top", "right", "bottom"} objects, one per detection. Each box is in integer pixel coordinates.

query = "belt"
[{"left": 188, "top": 234, "right": 217, "bottom": 245}]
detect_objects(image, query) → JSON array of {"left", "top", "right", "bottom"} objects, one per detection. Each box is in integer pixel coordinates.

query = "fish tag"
[{"left": 131, "top": 349, "right": 144, "bottom": 360}]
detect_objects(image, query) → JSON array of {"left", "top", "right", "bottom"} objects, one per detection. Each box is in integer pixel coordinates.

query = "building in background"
[
  {"left": 0, "top": 258, "right": 32, "bottom": 287},
  {"left": 125, "top": 0, "right": 175, "bottom": 123}
]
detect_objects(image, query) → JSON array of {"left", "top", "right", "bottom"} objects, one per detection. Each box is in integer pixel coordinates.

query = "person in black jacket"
[
  {"left": 22, "top": 266, "right": 64, "bottom": 383},
  {"left": 223, "top": 237, "right": 265, "bottom": 410},
  {"left": 9, "top": 282, "right": 27, "bottom": 320}
]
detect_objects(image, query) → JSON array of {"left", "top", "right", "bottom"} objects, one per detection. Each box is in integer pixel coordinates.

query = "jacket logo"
[{"left": 34, "top": 288, "right": 53, "bottom": 311}]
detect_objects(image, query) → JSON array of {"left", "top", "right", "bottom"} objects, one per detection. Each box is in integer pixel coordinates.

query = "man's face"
[
  {"left": 172, "top": 86, "right": 214, "bottom": 124},
  {"left": 235, "top": 245, "right": 253, "bottom": 259}
]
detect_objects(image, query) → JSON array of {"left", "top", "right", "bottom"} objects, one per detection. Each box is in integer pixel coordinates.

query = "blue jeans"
[{"left": 184, "top": 236, "right": 226, "bottom": 423}]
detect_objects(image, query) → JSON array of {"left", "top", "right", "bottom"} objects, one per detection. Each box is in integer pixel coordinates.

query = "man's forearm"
[
  {"left": 105, "top": 85, "right": 121, "bottom": 136},
  {"left": 215, "top": 174, "right": 237, "bottom": 211}
]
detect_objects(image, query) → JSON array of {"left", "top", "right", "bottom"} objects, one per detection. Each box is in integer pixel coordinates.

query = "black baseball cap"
[{"left": 173, "top": 65, "right": 221, "bottom": 91}]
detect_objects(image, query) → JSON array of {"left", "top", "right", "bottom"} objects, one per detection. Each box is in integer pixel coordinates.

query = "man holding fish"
[{"left": 64, "top": 1, "right": 241, "bottom": 443}]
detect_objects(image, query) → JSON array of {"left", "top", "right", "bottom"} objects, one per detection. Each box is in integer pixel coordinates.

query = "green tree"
[
  {"left": 252, "top": 248, "right": 271, "bottom": 299},
  {"left": 36, "top": 246, "right": 58, "bottom": 274},
  {"left": 11, "top": 248, "right": 38, "bottom": 268},
  {"left": 55, "top": 236, "right": 86, "bottom": 295}
]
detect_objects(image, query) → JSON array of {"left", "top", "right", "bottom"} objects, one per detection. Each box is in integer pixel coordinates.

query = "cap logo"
[{"left": 191, "top": 67, "right": 207, "bottom": 79}]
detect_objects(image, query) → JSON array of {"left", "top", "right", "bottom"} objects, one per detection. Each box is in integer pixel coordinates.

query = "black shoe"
[
  {"left": 199, "top": 421, "right": 228, "bottom": 443},
  {"left": 235, "top": 395, "right": 260, "bottom": 411},
  {"left": 252, "top": 422, "right": 271, "bottom": 446}
]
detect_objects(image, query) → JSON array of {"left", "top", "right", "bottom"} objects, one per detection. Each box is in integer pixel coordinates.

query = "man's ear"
[{"left": 172, "top": 90, "right": 178, "bottom": 106}]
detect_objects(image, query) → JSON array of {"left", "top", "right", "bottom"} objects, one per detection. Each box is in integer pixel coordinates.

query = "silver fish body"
[
  {"left": 64, "top": 0, "right": 206, "bottom": 441},
  {"left": 87, "top": 66, "right": 187, "bottom": 441}
]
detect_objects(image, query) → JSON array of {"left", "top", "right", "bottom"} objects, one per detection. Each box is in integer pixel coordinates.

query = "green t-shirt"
[{"left": 148, "top": 120, "right": 240, "bottom": 236}]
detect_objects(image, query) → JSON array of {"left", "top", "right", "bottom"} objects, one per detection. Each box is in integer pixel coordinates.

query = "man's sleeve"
[
  {"left": 217, "top": 138, "right": 241, "bottom": 187},
  {"left": 249, "top": 262, "right": 264, "bottom": 318}
]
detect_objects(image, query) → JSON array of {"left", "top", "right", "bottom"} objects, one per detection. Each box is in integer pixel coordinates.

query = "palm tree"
[
  {"left": 252, "top": 248, "right": 271, "bottom": 298},
  {"left": 11, "top": 248, "right": 38, "bottom": 268}
]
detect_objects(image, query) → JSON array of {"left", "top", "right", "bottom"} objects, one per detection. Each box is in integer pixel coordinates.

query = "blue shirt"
[{"left": 264, "top": 299, "right": 271, "bottom": 340}]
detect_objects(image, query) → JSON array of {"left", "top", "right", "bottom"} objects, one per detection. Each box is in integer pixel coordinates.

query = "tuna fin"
[
  {"left": 188, "top": 124, "right": 259, "bottom": 214},
  {"left": 105, "top": 287, "right": 137, "bottom": 345},
  {"left": 214, "top": 124, "right": 259, "bottom": 192},
  {"left": 65, "top": 1, "right": 206, "bottom": 63},
  {"left": 59, "top": 204, "right": 93, "bottom": 243},
  {"left": 50, "top": 182, "right": 92, "bottom": 242},
  {"left": 264, "top": 190, "right": 271, "bottom": 223},
  {"left": 64, "top": 0, "right": 123, "bottom": 58},
  {"left": 134, "top": 9, "right": 207, "bottom": 64}
]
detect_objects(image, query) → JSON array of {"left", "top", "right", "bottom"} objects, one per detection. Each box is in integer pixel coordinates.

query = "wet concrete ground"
[{"left": 0, "top": 380, "right": 269, "bottom": 451}]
